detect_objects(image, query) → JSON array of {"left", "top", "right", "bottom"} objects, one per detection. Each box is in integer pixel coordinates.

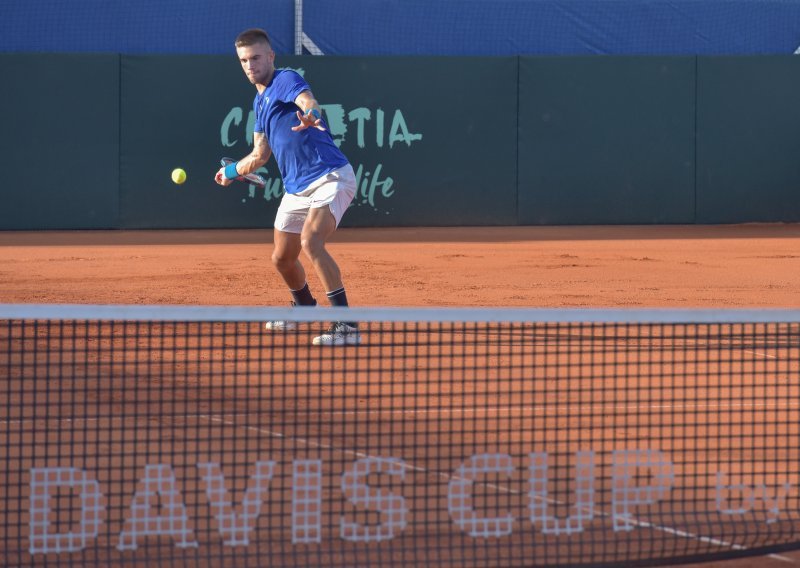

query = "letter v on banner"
[{"left": 196, "top": 461, "right": 277, "bottom": 546}]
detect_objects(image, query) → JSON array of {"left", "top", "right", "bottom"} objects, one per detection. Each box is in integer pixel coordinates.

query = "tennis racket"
[{"left": 220, "top": 157, "right": 267, "bottom": 189}]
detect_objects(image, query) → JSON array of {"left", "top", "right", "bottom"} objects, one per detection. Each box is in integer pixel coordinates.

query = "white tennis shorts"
[{"left": 274, "top": 164, "right": 357, "bottom": 234}]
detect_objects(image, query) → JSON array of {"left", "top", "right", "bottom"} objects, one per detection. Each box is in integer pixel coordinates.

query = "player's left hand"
[{"left": 292, "top": 110, "right": 326, "bottom": 132}]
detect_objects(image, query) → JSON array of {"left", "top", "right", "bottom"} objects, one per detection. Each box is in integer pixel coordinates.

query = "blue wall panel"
[
  {"left": 0, "top": 0, "right": 295, "bottom": 54},
  {"left": 2, "top": 0, "right": 800, "bottom": 56}
]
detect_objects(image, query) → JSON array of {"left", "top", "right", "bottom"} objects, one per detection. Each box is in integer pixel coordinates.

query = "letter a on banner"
[{"left": 117, "top": 464, "right": 198, "bottom": 550}]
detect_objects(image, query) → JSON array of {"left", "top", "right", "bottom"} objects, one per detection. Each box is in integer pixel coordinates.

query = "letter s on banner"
[{"left": 340, "top": 457, "right": 408, "bottom": 542}]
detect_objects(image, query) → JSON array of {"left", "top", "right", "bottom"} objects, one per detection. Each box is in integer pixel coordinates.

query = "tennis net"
[{"left": 2, "top": 304, "right": 799, "bottom": 567}]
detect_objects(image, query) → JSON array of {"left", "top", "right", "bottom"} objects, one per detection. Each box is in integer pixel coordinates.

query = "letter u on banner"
[{"left": 528, "top": 451, "right": 595, "bottom": 535}]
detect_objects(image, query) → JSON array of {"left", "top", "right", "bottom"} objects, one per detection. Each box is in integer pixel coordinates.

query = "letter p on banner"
[
  {"left": 29, "top": 467, "right": 104, "bottom": 554},
  {"left": 611, "top": 449, "right": 674, "bottom": 531}
]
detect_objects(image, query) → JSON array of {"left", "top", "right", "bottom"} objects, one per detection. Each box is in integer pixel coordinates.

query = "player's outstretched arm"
[
  {"left": 215, "top": 133, "right": 271, "bottom": 186},
  {"left": 292, "top": 90, "right": 326, "bottom": 132}
]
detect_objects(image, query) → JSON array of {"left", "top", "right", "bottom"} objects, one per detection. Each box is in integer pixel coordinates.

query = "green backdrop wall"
[
  {"left": 0, "top": 54, "right": 120, "bottom": 230},
  {"left": 1, "top": 54, "right": 799, "bottom": 229},
  {"left": 696, "top": 56, "right": 800, "bottom": 223},
  {"left": 120, "top": 56, "right": 518, "bottom": 229},
  {"left": 518, "top": 56, "right": 696, "bottom": 224}
]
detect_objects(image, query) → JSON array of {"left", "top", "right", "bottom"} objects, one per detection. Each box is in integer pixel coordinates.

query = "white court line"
[
  {"left": 1, "top": 398, "right": 799, "bottom": 426},
  {"left": 745, "top": 350, "right": 779, "bottom": 360},
  {"left": 198, "top": 414, "right": 797, "bottom": 563},
  {"left": 295, "top": 400, "right": 800, "bottom": 418}
]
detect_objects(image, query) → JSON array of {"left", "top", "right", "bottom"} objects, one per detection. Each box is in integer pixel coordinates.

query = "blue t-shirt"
[{"left": 253, "top": 69, "right": 348, "bottom": 195}]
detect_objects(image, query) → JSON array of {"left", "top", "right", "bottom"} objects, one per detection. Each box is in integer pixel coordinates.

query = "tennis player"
[{"left": 215, "top": 28, "right": 360, "bottom": 346}]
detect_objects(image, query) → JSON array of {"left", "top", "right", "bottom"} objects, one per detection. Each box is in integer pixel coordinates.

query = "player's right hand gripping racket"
[{"left": 220, "top": 157, "right": 267, "bottom": 189}]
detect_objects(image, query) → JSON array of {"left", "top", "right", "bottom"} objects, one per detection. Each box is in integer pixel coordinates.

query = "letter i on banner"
[{"left": 292, "top": 460, "right": 323, "bottom": 544}]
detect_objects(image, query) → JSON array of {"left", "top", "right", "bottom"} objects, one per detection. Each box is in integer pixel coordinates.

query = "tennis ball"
[{"left": 171, "top": 168, "right": 187, "bottom": 185}]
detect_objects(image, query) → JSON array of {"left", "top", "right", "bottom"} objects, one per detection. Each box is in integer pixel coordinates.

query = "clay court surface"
[
  {"left": 1, "top": 224, "right": 800, "bottom": 568},
  {"left": 1, "top": 225, "right": 799, "bottom": 309}
]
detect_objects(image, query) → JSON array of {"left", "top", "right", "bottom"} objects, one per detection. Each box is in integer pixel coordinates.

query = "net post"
[{"left": 294, "top": 0, "right": 303, "bottom": 55}]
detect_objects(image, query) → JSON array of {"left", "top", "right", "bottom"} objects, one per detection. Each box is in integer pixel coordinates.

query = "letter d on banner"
[
  {"left": 29, "top": 467, "right": 104, "bottom": 554},
  {"left": 611, "top": 449, "right": 674, "bottom": 531}
]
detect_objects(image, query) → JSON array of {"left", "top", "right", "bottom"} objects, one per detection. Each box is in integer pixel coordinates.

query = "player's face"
[{"left": 237, "top": 42, "right": 275, "bottom": 86}]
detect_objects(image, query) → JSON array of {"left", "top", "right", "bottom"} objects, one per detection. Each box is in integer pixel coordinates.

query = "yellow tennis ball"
[{"left": 171, "top": 168, "right": 187, "bottom": 185}]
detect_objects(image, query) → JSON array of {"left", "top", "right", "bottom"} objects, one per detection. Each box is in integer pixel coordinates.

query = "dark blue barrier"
[{"left": 2, "top": 0, "right": 800, "bottom": 56}]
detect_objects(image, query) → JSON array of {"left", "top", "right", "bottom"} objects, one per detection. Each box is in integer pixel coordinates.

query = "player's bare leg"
[
  {"left": 302, "top": 206, "right": 360, "bottom": 346},
  {"left": 272, "top": 229, "right": 305, "bottom": 290},
  {"left": 265, "top": 229, "right": 316, "bottom": 331},
  {"left": 300, "top": 206, "right": 342, "bottom": 293}
]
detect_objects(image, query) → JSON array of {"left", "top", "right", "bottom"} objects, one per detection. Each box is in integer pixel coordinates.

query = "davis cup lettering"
[
  {"left": 27, "top": 452, "right": 795, "bottom": 555},
  {"left": 116, "top": 464, "right": 198, "bottom": 550},
  {"left": 292, "top": 460, "right": 323, "bottom": 544}
]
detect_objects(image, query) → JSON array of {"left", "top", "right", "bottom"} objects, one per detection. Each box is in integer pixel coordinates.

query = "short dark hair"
[{"left": 235, "top": 28, "right": 272, "bottom": 49}]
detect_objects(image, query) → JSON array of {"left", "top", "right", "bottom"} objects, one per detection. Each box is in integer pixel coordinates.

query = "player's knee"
[
  {"left": 300, "top": 234, "right": 325, "bottom": 260},
  {"left": 271, "top": 251, "right": 294, "bottom": 272}
]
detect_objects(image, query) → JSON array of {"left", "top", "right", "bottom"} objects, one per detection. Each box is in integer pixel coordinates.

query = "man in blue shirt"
[{"left": 215, "top": 28, "right": 359, "bottom": 346}]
